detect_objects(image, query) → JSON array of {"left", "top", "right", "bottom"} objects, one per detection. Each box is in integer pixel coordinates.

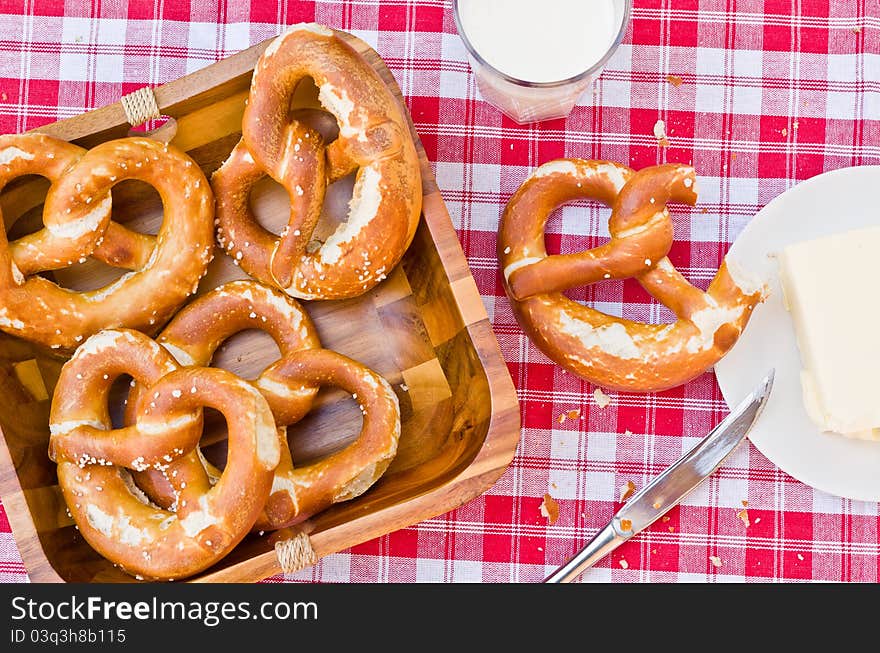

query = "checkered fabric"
[{"left": 1, "top": 0, "right": 879, "bottom": 584}]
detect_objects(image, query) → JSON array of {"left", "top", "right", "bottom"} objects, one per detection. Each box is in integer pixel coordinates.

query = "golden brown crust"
[
  {"left": 49, "top": 329, "right": 279, "bottom": 581},
  {"left": 256, "top": 348, "right": 401, "bottom": 530},
  {"left": 125, "top": 280, "right": 320, "bottom": 509},
  {"left": 498, "top": 160, "right": 765, "bottom": 392},
  {"left": 0, "top": 134, "right": 214, "bottom": 351},
  {"left": 127, "top": 280, "right": 401, "bottom": 531},
  {"left": 155, "top": 280, "right": 322, "bottom": 423},
  {"left": 211, "top": 23, "right": 422, "bottom": 300}
]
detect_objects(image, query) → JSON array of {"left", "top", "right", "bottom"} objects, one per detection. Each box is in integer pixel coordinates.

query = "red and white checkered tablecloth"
[{"left": 1, "top": 0, "right": 878, "bottom": 584}]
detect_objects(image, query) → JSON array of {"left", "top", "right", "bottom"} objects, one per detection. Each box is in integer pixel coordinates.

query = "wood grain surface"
[{"left": 0, "top": 29, "right": 521, "bottom": 582}]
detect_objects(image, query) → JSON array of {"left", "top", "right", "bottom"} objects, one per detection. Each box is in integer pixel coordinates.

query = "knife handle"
[{"left": 543, "top": 522, "right": 626, "bottom": 583}]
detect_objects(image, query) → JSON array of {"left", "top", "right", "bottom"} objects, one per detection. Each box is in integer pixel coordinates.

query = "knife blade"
[{"left": 543, "top": 369, "right": 774, "bottom": 583}]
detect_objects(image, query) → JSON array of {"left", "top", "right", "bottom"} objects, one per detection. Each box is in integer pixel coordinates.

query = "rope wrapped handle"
[
  {"left": 121, "top": 87, "right": 161, "bottom": 126},
  {"left": 121, "top": 87, "right": 176, "bottom": 143},
  {"left": 274, "top": 532, "right": 318, "bottom": 573}
]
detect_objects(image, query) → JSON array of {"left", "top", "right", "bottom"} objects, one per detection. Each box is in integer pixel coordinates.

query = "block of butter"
[{"left": 778, "top": 226, "right": 880, "bottom": 440}]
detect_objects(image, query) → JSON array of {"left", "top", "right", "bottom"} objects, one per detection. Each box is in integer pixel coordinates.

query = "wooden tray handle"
[
  {"left": 121, "top": 87, "right": 177, "bottom": 143},
  {"left": 272, "top": 531, "right": 319, "bottom": 574}
]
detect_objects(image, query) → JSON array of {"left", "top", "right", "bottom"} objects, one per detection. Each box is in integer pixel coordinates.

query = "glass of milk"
[{"left": 453, "top": 0, "right": 631, "bottom": 123}]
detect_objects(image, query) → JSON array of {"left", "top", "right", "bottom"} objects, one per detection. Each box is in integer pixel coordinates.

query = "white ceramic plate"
[{"left": 714, "top": 165, "right": 880, "bottom": 502}]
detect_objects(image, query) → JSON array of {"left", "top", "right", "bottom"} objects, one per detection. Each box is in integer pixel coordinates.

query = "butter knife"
[{"left": 544, "top": 369, "right": 774, "bottom": 583}]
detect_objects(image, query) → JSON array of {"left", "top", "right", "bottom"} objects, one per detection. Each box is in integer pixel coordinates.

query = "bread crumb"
[
  {"left": 653, "top": 119, "right": 667, "bottom": 140},
  {"left": 619, "top": 559, "right": 629, "bottom": 569},
  {"left": 567, "top": 409, "right": 581, "bottom": 420},
  {"left": 594, "top": 387, "right": 611, "bottom": 408},
  {"left": 736, "top": 508, "right": 751, "bottom": 527},
  {"left": 619, "top": 480, "right": 636, "bottom": 502},
  {"left": 793, "top": 121, "right": 799, "bottom": 131},
  {"left": 666, "top": 74, "right": 683, "bottom": 87},
  {"left": 661, "top": 516, "right": 670, "bottom": 523},
  {"left": 619, "top": 518, "right": 632, "bottom": 531},
  {"left": 741, "top": 500, "right": 748, "bottom": 507},
  {"left": 624, "top": 429, "right": 632, "bottom": 436},
  {"left": 668, "top": 526, "right": 675, "bottom": 532},
  {"left": 540, "top": 493, "right": 559, "bottom": 525},
  {"left": 653, "top": 119, "right": 670, "bottom": 146},
  {"left": 797, "top": 553, "right": 804, "bottom": 561},
  {"left": 709, "top": 555, "right": 723, "bottom": 568},
  {"left": 781, "top": 127, "right": 788, "bottom": 137},
  {"left": 852, "top": 26, "right": 861, "bottom": 34},
  {"left": 557, "top": 413, "right": 566, "bottom": 424},
  {"left": 754, "top": 517, "right": 761, "bottom": 524}
]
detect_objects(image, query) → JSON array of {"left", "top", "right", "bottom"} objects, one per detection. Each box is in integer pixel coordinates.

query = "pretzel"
[
  {"left": 0, "top": 133, "right": 214, "bottom": 350},
  {"left": 253, "top": 348, "right": 401, "bottom": 530},
  {"left": 211, "top": 22, "right": 422, "bottom": 300},
  {"left": 49, "top": 329, "right": 279, "bottom": 581},
  {"left": 128, "top": 280, "right": 401, "bottom": 530},
  {"left": 498, "top": 160, "right": 766, "bottom": 392}
]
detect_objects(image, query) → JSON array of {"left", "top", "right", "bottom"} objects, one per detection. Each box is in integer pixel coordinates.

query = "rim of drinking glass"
[{"left": 452, "top": 0, "right": 632, "bottom": 89}]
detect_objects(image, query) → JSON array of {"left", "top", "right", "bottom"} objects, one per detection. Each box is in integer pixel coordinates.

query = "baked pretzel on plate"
[{"left": 498, "top": 160, "right": 766, "bottom": 393}]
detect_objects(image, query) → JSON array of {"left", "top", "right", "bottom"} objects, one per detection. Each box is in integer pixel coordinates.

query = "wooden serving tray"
[{"left": 0, "top": 30, "right": 520, "bottom": 582}]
